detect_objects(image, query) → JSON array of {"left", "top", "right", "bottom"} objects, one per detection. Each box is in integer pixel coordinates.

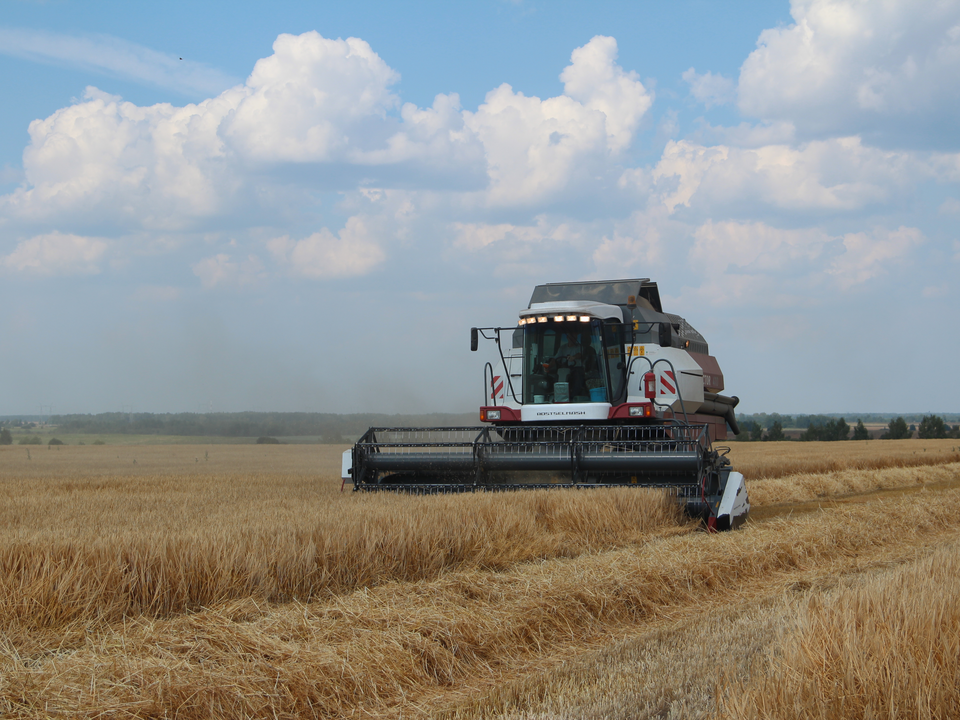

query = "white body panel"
[
  {"left": 521, "top": 402, "right": 611, "bottom": 422},
  {"left": 625, "top": 344, "right": 704, "bottom": 414},
  {"left": 717, "top": 471, "right": 749, "bottom": 528},
  {"left": 341, "top": 449, "right": 352, "bottom": 482}
]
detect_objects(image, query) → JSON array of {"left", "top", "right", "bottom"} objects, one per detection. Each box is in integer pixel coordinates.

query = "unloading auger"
[{"left": 342, "top": 279, "right": 749, "bottom": 530}]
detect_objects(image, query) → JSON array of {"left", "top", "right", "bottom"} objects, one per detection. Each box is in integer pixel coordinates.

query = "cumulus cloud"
[
  {"left": 451, "top": 217, "right": 579, "bottom": 251},
  {"left": 738, "top": 0, "right": 960, "bottom": 146},
  {"left": 464, "top": 35, "right": 652, "bottom": 205},
  {"left": 0, "top": 32, "right": 653, "bottom": 238},
  {"left": 560, "top": 36, "right": 653, "bottom": 151},
  {"left": 690, "top": 220, "right": 830, "bottom": 273},
  {"left": 220, "top": 33, "right": 400, "bottom": 162},
  {"left": 683, "top": 221, "right": 923, "bottom": 307},
  {"left": 2, "top": 86, "right": 229, "bottom": 228},
  {"left": 646, "top": 137, "right": 919, "bottom": 213},
  {"left": 2, "top": 231, "right": 107, "bottom": 274},
  {"left": 592, "top": 211, "right": 664, "bottom": 275},
  {"left": 267, "top": 216, "right": 385, "bottom": 279},
  {"left": 828, "top": 226, "right": 924, "bottom": 289},
  {"left": 682, "top": 68, "right": 735, "bottom": 108}
]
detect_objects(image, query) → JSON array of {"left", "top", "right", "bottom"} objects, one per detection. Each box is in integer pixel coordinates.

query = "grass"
[{"left": 2, "top": 441, "right": 960, "bottom": 718}]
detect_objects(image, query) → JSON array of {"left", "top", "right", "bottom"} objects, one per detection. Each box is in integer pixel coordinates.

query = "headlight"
[{"left": 485, "top": 409, "right": 501, "bottom": 421}]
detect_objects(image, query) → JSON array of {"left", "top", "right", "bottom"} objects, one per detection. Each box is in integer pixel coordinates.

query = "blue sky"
[{"left": 1, "top": 0, "right": 958, "bottom": 416}]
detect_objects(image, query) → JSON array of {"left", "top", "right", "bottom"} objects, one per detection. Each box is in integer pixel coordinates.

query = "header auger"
[{"left": 342, "top": 279, "right": 749, "bottom": 530}]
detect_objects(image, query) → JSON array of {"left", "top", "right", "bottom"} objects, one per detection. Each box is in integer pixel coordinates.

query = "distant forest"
[
  {"left": 1, "top": 412, "right": 479, "bottom": 442},
  {"left": 735, "top": 412, "right": 960, "bottom": 429},
  {"left": 2, "top": 410, "right": 958, "bottom": 443}
]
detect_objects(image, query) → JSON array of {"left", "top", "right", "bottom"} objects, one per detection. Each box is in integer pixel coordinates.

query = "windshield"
[{"left": 522, "top": 320, "right": 623, "bottom": 404}]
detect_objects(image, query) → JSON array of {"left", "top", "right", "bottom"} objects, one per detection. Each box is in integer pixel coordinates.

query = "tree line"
[
  {"left": 1, "top": 411, "right": 479, "bottom": 443},
  {"left": 735, "top": 415, "right": 960, "bottom": 442}
]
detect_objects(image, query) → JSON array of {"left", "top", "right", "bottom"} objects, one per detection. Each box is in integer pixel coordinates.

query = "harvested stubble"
[
  {"left": 444, "top": 533, "right": 960, "bottom": 720},
  {"left": 748, "top": 460, "right": 960, "bottom": 506},
  {"left": 4, "top": 486, "right": 960, "bottom": 719},
  {"left": 723, "top": 538, "right": 960, "bottom": 719},
  {"left": 726, "top": 438, "right": 960, "bottom": 480}
]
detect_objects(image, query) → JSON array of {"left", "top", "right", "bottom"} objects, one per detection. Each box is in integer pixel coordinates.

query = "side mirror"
[
  {"left": 470, "top": 327, "right": 479, "bottom": 352},
  {"left": 658, "top": 322, "right": 672, "bottom": 348}
]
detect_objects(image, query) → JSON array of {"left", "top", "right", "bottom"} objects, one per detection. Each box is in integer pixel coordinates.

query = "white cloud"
[
  {"left": 560, "top": 36, "right": 653, "bottom": 151},
  {"left": 220, "top": 33, "right": 400, "bottom": 162},
  {"left": 2, "top": 86, "right": 228, "bottom": 228},
  {"left": 451, "top": 217, "right": 578, "bottom": 251},
  {"left": 0, "top": 27, "right": 237, "bottom": 97},
  {"left": 738, "top": 0, "right": 960, "bottom": 145},
  {"left": 267, "top": 216, "right": 385, "bottom": 279},
  {"left": 0, "top": 32, "right": 654, "bottom": 234},
  {"left": 464, "top": 35, "right": 652, "bottom": 205},
  {"left": 690, "top": 220, "right": 830, "bottom": 273},
  {"left": 827, "top": 226, "right": 923, "bottom": 289},
  {"left": 192, "top": 253, "right": 265, "bottom": 288},
  {"left": 647, "top": 137, "right": 919, "bottom": 213},
  {"left": 682, "top": 68, "right": 735, "bottom": 108},
  {"left": 2, "top": 231, "right": 107, "bottom": 274},
  {"left": 592, "top": 211, "right": 664, "bottom": 275},
  {"left": 682, "top": 221, "right": 923, "bottom": 308}
]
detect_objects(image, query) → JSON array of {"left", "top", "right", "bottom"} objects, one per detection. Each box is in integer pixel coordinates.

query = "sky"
[{"left": 1, "top": 0, "right": 958, "bottom": 417}]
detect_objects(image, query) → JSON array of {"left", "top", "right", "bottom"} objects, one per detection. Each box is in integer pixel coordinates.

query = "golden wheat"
[
  {"left": 722, "top": 539, "right": 960, "bottom": 719},
  {"left": 726, "top": 438, "right": 960, "bottom": 479},
  {"left": 3, "top": 487, "right": 960, "bottom": 719},
  {"left": 0, "top": 445, "right": 682, "bottom": 654},
  {"left": 3, "top": 442, "right": 960, "bottom": 718}
]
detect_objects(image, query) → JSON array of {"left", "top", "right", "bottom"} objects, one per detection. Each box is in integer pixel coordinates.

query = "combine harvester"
[{"left": 342, "top": 279, "right": 749, "bottom": 530}]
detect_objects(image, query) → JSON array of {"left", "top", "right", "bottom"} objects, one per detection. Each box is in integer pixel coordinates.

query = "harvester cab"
[{"left": 343, "top": 278, "right": 749, "bottom": 531}]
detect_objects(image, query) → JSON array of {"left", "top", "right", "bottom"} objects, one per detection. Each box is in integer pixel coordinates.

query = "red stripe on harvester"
[{"left": 660, "top": 371, "right": 676, "bottom": 394}]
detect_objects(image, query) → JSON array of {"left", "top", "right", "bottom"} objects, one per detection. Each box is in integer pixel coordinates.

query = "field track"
[{"left": 2, "top": 441, "right": 959, "bottom": 719}]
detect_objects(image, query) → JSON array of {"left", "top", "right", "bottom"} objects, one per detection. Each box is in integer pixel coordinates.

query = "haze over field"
[{"left": 1, "top": 0, "right": 958, "bottom": 416}]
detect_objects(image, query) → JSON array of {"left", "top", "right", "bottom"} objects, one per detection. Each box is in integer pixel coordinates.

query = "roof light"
[
  {"left": 537, "top": 316, "right": 548, "bottom": 323},
  {"left": 553, "top": 315, "right": 564, "bottom": 322},
  {"left": 579, "top": 315, "right": 591, "bottom": 322},
  {"left": 566, "top": 315, "right": 577, "bottom": 321}
]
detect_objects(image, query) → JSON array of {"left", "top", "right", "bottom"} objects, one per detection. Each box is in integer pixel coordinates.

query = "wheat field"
[{"left": 2, "top": 439, "right": 959, "bottom": 718}]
